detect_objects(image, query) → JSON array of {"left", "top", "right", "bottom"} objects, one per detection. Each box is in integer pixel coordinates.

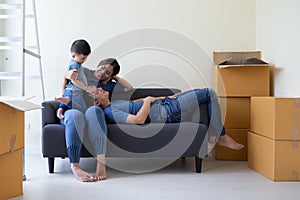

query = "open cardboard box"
[
  {"left": 0, "top": 96, "right": 41, "bottom": 199},
  {"left": 213, "top": 51, "right": 270, "bottom": 97}
]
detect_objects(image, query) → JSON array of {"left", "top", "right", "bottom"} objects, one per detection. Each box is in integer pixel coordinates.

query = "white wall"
[
  {"left": 36, "top": 0, "right": 256, "bottom": 98},
  {"left": 256, "top": 0, "right": 300, "bottom": 96},
  {"left": 24, "top": 0, "right": 256, "bottom": 132}
]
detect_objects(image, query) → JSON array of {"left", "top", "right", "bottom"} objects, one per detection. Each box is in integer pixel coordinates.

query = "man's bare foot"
[
  {"left": 71, "top": 163, "right": 96, "bottom": 182},
  {"left": 95, "top": 155, "right": 106, "bottom": 181},
  {"left": 216, "top": 135, "right": 244, "bottom": 150},
  {"left": 56, "top": 108, "right": 64, "bottom": 119},
  {"left": 55, "top": 96, "right": 70, "bottom": 105}
]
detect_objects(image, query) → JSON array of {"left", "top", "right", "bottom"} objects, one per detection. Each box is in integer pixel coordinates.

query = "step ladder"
[{"left": 0, "top": 0, "right": 45, "bottom": 100}]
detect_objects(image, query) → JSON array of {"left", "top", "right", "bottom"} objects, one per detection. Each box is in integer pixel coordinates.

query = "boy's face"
[
  {"left": 94, "top": 64, "right": 114, "bottom": 81},
  {"left": 72, "top": 53, "right": 88, "bottom": 64}
]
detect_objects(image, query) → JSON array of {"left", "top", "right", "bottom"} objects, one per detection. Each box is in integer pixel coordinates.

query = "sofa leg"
[
  {"left": 48, "top": 157, "right": 55, "bottom": 174},
  {"left": 195, "top": 157, "right": 202, "bottom": 173}
]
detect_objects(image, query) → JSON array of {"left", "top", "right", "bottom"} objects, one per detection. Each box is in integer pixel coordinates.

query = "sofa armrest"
[{"left": 41, "top": 100, "right": 60, "bottom": 127}]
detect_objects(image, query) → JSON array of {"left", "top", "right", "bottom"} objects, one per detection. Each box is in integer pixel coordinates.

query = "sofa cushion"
[{"left": 106, "top": 122, "right": 207, "bottom": 157}]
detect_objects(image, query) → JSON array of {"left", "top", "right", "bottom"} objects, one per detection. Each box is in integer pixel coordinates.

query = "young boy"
[{"left": 55, "top": 39, "right": 96, "bottom": 119}]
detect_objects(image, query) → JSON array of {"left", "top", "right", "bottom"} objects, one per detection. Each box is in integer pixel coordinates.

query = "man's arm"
[
  {"left": 132, "top": 95, "right": 174, "bottom": 102},
  {"left": 125, "top": 94, "right": 179, "bottom": 123},
  {"left": 125, "top": 96, "right": 168, "bottom": 124},
  {"left": 125, "top": 97, "right": 153, "bottom": 124}
]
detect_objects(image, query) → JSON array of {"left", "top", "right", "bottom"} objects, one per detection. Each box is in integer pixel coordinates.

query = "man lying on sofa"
[{"left": 94, "top": 87, "right": 244, "bottom": 179}]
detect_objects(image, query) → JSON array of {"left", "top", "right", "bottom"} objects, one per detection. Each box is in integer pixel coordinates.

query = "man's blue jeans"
[
  {"left": 175, "top": 88, "right": 225, "bottom": 137},
  {"left": 150, "top": 88, "right": 225, "bottom": 137}
]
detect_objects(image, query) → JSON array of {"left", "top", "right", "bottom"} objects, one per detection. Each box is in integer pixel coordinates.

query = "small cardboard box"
[
  {"left": 212, "top": 129, "right": 248, "bottom": 161},
  {"left": 251, "top": 97, "right": 300, "bottom": 140},
  {"left": 219, "top": 97, "right": 250, "bottom": 129},
  {"left": 213, "top": 51, "right": 270, "bottom": 97},
  {"left": 0, "top": 96, "right": 41, "bottom": 199},
  {"left": 0, "top": 149, "right": 23, "bottom": 199},
  {"left": 248, "top": 131, "right": 300, "bottom": 181}
]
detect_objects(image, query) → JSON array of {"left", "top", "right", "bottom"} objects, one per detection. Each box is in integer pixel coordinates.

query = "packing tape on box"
[
  {"left": 292, "top": 98, "right": 300, "bottom": 148},
  {"left": 10, "top": 134, "right": 16, "bottom": 152},
  {"left": 292, "top": 171, "right": 299, "bottom": 180}
]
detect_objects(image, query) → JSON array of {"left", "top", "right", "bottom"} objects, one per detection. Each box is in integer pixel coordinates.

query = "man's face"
[
  {"left": 95, "top": 87, "right": 109, "bottom": 103},
  {"left": 94, "top": 64, "right": 114, "bottom": 81}
]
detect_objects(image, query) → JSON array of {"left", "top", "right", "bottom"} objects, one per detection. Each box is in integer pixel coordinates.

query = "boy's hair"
[
  {"left": 97, "top": 58, "right": 120, "bottom": 76},
  {"left": 70, "top": 39, "right": 91, "bottom": 56}
]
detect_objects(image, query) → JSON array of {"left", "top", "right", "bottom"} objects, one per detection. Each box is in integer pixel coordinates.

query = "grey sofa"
[{"left": 41, "top": 88, "right": 209, "bottom": 173}]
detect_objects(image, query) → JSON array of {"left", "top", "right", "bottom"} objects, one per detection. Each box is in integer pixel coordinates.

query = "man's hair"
[
  {"left": 97, "top": 58, "right": 120, "bottom": 76},
  {"left": 70, "top": 39, "right": 91, "bottom": 56}
]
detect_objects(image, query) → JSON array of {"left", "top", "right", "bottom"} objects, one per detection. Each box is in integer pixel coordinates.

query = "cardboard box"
[
  {"left": 0, "top": 97, "right": 41, "bottom": 199},
  {"left": 213, "top": 51, "right": 270, "bottom": 97},
  {"left": 219, "top": 97, "right": 250, "bottom": 129},
  {"left": 248, "top": 131, "right": 300, "bottom": 181},
  {"left": 0, "top": 102, "right": 24, "bottom": 155},
  {"left": 211, "top": 129, "right": 248, "bottom": 160},
  {"left": 251, "top": 97, "right": 300, "bottom": 140},
  {"left": 0, "top": 149, "right": 23, "bottom": 199}
]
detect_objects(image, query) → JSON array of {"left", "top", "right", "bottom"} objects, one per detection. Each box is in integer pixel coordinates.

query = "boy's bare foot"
[
  {"left": 216, "top": 135, "right": 244, "bottom": 150},
  {"left": 71, "top": 163, "right": 96, "bottom": 182},
  {"left": 55, "top": 96, "right": 70, "bottom": 105},
  {"left": 56, "top": 108, "right": 64, "bottom": 119},
  {"left": 95, "top": 155, "right": 106, "bottom": 181}
]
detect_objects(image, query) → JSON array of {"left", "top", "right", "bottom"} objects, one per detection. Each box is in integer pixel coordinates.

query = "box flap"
[
  {"left": 213, "top": 51, "right": 262, "bottom": 65},
  {"left": 218, "top": 64, "right": 269, "bottom": 69},
  {"left": 0, "top": 96, "right": 41, "bottom": 111}
]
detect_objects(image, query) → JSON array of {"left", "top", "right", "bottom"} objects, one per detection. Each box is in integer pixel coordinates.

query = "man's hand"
[
  {"left": 168, "top": 94, "right": 178, "bottom": 99},
  {"left": 143, "top": 96, "right": 155, "bottom": 103}
]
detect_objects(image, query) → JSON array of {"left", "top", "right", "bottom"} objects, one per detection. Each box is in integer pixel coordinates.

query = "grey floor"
[{"left": 9, "top": 132, "right": 300, "bottom": 200}]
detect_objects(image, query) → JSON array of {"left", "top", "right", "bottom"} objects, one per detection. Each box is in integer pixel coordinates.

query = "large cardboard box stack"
[
  {"left": 212, "top": 51, "right": 270, "bottom": 160},
  {"left": 0, "top": 97, "right": 40, "bottom": 199},
  {"left": 248, "top": 97, "right": 300, "bottom": 181}
]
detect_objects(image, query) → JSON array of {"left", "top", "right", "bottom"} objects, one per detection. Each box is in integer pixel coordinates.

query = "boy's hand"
[{"left": 86, "top": 85, "right": 96, "bottom": 94}]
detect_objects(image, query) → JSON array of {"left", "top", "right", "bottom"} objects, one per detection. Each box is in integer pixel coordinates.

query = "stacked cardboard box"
[
  {"left": 248, "top": 97, "right": 300, "bottom": 181},
  {"left": 212, "top": 51, "right": 270, "bottom": 160},
  {"left": 0, "top": 97, "right": 40, "bottom": 199}
]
